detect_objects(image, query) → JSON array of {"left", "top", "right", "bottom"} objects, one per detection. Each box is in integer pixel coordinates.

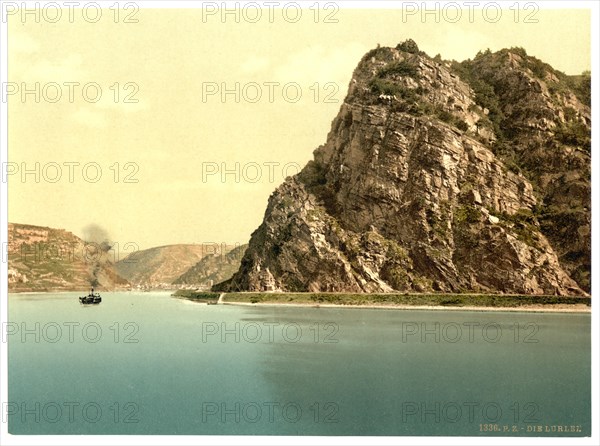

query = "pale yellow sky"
[{"left": 8, "top": 7, "right": 591, "bottom": 250}]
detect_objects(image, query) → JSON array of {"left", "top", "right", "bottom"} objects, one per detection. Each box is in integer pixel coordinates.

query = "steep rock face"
[
  {"left": 216, "top": 42, "right": 589, "bottom": 296},
  {"left": 459, "top": 49, "right": 591, "bottom": 291}
]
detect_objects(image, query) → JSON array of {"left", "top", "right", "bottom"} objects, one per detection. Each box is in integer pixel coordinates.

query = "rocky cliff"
[
  {"left": 215, "top": 41, "right": 590, "bottom": 296},
  {"left": 8, "top": 222, "right": 129, "bottom": 292}
]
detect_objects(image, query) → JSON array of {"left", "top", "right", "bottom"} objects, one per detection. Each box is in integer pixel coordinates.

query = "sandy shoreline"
[{"left": 220, "top": 300, "right": 591, "bottom": 313}]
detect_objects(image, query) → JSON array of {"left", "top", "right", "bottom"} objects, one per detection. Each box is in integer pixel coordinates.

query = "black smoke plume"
[{"left": 82, "top": 224, "right": 113, "bottom": 287}]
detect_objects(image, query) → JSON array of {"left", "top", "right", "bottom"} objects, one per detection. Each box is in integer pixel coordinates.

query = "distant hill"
[
  {"left": 115, "top": 244, "right": 235, "bottom": 286},
  {"left": 8, "top": 222, "right": 129, "bottom": 292},
  {"left": 174, "top": 244, "right": 248, "bottom": 288}
]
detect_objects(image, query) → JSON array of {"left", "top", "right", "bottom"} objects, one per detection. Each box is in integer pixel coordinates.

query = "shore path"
[{"left": 217, "top": 293, "right": 225, "bottom": 304}]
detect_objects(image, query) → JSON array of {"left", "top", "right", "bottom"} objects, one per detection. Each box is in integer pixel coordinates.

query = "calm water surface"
[{"left": 7, "top": 292, "right": 591, "bottom": 436}]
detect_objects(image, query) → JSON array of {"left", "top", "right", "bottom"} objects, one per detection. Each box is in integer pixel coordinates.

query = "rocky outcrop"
[
  {"left": 462, "top": 49, "right": 591, "bottom": 291},
  {"left": 215, "top": 42, "right": 589, "bottom": 296}
]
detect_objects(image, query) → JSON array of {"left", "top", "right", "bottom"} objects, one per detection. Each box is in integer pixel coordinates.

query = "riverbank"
[
  {"left": 172, "top": 289, "right": 220, "bottom": 303},
  {"left": 172, "top": 290, "right": 591, "bottom": 313},
  {"left": 222, "top": 301, "right": 589, "bottom": 313}
]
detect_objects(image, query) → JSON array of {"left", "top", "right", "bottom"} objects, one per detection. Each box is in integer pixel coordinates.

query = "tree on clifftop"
[{"left": 397, "top": 39, "right": 419, "bottom": 54}]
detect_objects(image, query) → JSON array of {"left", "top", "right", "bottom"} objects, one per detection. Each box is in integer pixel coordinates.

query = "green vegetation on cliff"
[{"left": 214, "top": 40, "right": 590, "bottom": 296}]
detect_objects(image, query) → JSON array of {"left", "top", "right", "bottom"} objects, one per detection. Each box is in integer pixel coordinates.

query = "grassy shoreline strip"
[
  {"left": 171, "top": 290, "right": 220, "bottom": 303},
  {"left": 219, "top": 292, "right": 590, "bottom": 308}
]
